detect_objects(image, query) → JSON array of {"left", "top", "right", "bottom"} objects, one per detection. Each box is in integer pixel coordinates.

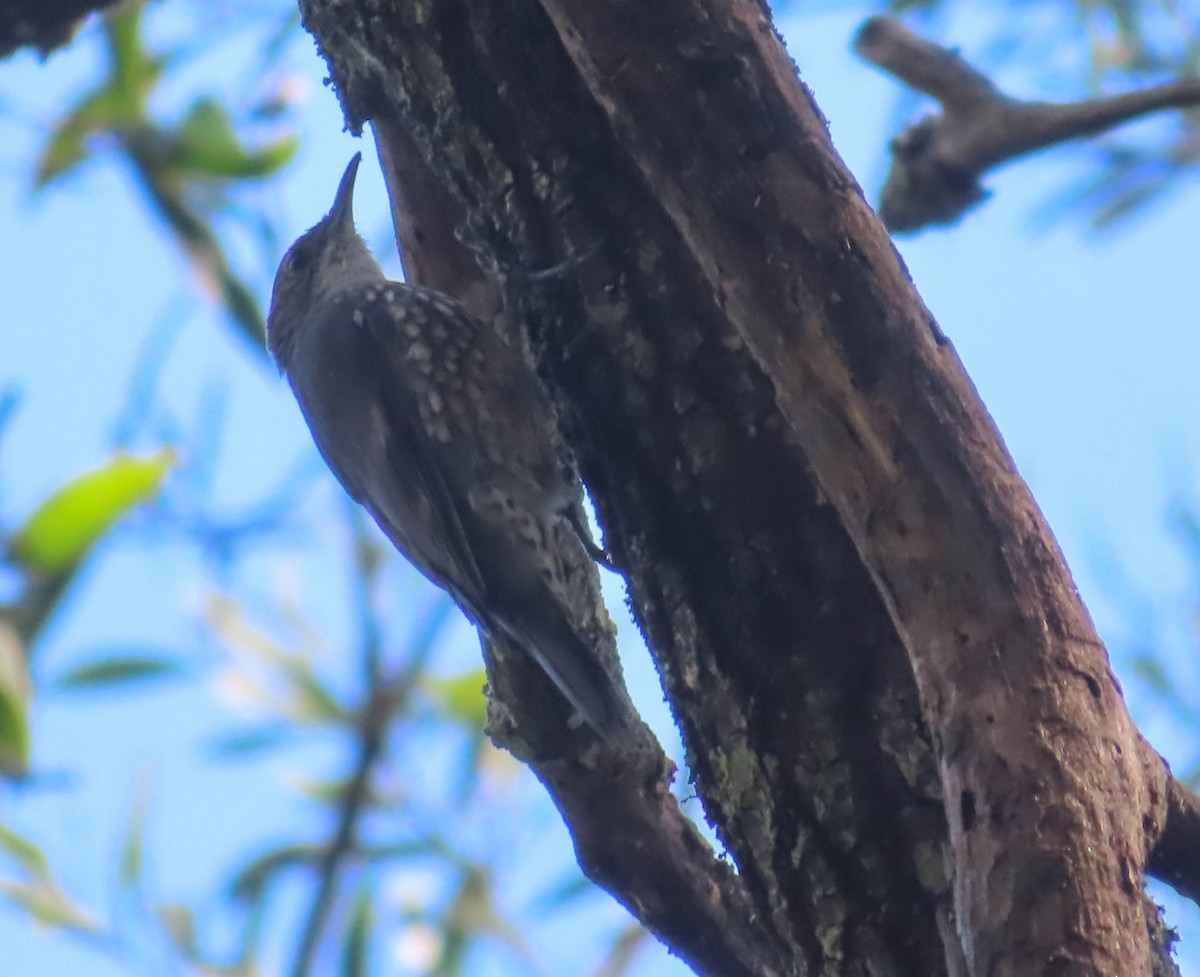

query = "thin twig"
[
  {"left": 288, "top": 506, "right": 433, "bottom": 977},
  {"left": 288, "top": 673, "right": 388, "bottom": 977}
]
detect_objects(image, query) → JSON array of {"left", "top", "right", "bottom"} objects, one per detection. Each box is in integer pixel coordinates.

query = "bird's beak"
[{"left": 328, "top": 152, "right": 362, "bottom": 231}]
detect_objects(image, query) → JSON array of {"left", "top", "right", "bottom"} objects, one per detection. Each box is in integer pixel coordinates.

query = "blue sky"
[{"left": 2, "top": 3, "right": 1198, "bottom": 974}]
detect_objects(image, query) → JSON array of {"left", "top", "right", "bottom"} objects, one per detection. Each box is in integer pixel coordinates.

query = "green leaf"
[
  {"left": 53, "top": 654, "right": 185, "bottom": 692},
  {"left": 206, "top": 725, "right": 294, "bottom": 758},
  {"left": 118, "top": 774, "right": 150, "bottom": 896},
  {"left": 241, "top": 134, "right": 300, "bottom": 177},
  {"left": 342, "top": 888, "right": 373, "bottom": 977},
  {"left": 280, "top": 657, "right": 348, "bottom": 725},
  {"left": 158, "top": 904, "right": 197, "bottom": 957},
  {"left": 34, "top": 87, "right": 121, "bottom": 188},
  {"left": 12, "top": 450, "right": 175, "bottom": 574},
  {"left": 0, "top": 624, "right": 31, "bottom": 776},
  {"left": 34, "top": 0, "right": 164, "bottom": 188},
  {"left": 104, "top": 0, "right": 162, "bottom": 112},
  {"left": 0, "top": 823, "right": 49, "bottom": 879},
  {"left": 172, "top": 97, "right": 298, "bottom": 179},
  {"left": 424, "top": 669, "right": 488, "bottom": 728},
  {"left": 291, "top": 774, "right": 355, "bottom": 804},
  {"left": 0, "top": 879, "right": 99, "bottom": 933}
]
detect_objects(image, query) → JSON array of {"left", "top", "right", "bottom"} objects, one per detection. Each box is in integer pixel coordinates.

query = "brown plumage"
[{"left": 267, "top": 153, "right": 626, "bottom": 739}]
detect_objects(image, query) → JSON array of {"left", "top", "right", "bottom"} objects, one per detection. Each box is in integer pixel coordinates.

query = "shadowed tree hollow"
[{"left": 289, "top": 1, "right": 1200, "bottom": 975}]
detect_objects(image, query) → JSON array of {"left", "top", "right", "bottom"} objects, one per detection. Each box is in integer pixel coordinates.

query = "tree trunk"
[{"left": 296, "top": 1, "right": 1189, "bottom": 975}]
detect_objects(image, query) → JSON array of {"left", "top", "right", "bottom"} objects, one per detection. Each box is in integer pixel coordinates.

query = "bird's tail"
[{"left": 509, "top": 607, "right": 629, "bottom": 741}]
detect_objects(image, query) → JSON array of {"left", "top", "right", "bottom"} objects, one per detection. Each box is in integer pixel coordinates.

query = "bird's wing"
[
  {"left": 355, "top": 294, "right": 492, "bottom": 619},
  {"left": 300, "top": 290, "right": 491, "bottom": 621},
  {"left": 306, "top": 287, "right": 626, "bottom": 738},
  {"left": 372, "top": 374, "right": 491, "bottom": 620}
]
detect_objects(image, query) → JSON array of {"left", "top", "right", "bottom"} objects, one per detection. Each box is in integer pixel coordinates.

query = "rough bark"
[{"left": 297, "top": 1, "right": 1184, "bottom": 975}]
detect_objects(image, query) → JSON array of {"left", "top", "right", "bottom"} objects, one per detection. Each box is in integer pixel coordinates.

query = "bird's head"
[{"left": 267, "top": 152, "right": 384, "bottom": 366}]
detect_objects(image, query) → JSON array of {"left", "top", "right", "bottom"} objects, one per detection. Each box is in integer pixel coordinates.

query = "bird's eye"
[{"left": 286, "top": 244, "right": 310, "bottom": 273}]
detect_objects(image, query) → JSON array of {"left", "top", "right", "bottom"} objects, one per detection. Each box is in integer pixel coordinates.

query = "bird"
[{"left": 266, "top": 152, "right": 627, "bottom": 740}]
